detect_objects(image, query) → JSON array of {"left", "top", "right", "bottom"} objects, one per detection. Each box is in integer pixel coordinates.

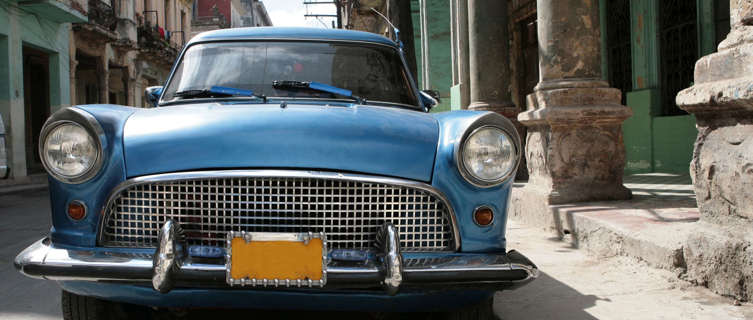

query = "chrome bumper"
[{"left": 15, "top": 237, "right": 537, "bottom": 294}]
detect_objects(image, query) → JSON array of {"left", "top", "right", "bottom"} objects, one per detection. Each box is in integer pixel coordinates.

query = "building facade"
[
  {"left": 338, "top": 0, "right": 423, "bottom": 110},
  {"left": 349, "top": 0, "right": 752, "bottom": 302},
  {"left": 436, "top": 0, "right": 750, "bottom": 301},
  {"left": 410, "top": 0, "right": 730, "bottom": 176},
  {"left": 71, "top": 0, "right": 193, "bottom": 110},
  {"left": 1, "top": 0, "right": 86, "bottom": 182},
  {"left": 1, "top": 0, "right": 193, "bottom": 183},
  {"left": 191, "top": 0, "right": 271, "bottom": 38}
]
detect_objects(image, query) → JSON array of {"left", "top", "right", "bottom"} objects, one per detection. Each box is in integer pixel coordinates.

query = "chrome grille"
[{"left": 100, "top": 173, "right": 455, "bottom": 251}]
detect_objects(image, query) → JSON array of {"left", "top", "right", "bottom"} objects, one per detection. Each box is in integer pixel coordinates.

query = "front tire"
[
  {"left": 61, "top": 290, "right": 108, "bottom": 320},
  {"left": 443, "top": 297, "right": 497, "bottom": 320}
]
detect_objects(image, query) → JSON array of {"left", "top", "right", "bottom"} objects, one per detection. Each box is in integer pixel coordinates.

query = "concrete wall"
[{"left": 0, "top": 0, "right": 77, "bottom": 180}]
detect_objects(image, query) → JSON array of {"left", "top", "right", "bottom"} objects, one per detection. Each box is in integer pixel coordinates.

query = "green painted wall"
[
  {"left": 652, "top": 115, "right": 697, "bottom": 173},
  {"left": 411, "top": 0, "right": 423, "bottom": 88},
  {"left": 609, "top": 0, "right": 705, "bottom": 174},
  {"left": 623, "top": 89, "right": 657, "bottom": 173},
  {"left": 624, "top": 89, "right": 697, "bottom": 174},
  {"left": 412, "top": 0, "right": 452, "bottom": 113},
  {"left": 0, "top": 0, "right": 74, "bottom": 178}
]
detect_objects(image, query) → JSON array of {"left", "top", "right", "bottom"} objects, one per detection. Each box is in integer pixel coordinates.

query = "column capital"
[
  {"left": 468, "top": 101, "right": 518, "bottom": 118},
  {"left": 518, "top": 86, "right": 631, "bottom": 126}
]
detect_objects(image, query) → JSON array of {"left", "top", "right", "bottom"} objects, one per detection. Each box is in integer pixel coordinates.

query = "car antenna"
[{"left": 370, "top": 8, "right": 403, "bottom": 49}]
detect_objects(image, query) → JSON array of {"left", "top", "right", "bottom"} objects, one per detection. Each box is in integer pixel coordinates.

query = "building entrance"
[{"left": 22, "top": 46, "right": 50, "bottom": 174}]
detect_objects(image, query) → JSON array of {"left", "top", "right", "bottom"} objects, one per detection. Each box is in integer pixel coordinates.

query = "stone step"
[{"left": 511, "top": 186, "right": 700, "bottom": 274}]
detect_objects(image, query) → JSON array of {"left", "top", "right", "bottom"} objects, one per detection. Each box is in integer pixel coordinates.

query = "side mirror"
[
  {"left": 145, "top": 86, "right": 163, "bottom": 108},
  {"left": 419, "top": 90, "right": 440, "bottom": 110}
]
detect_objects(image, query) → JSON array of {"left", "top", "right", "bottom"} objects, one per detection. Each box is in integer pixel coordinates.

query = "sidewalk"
[
  {"left": 511, "top": 173, "right": 701, "bottom": 281},
  {"left": 497, "top": 219, "right": 752, "bottom": 319}
]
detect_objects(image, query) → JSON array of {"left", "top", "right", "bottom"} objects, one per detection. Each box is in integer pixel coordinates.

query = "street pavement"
[{"left": 1, "top": 189, "right": 752, "bottom": 319}]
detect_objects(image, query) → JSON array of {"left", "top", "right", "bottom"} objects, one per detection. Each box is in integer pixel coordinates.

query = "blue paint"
[
  {"left": 209, "top": 86, "right": 254, "bottom": 97},
  {"left": 48, "top": 105, "right": 137, "bottom": 247},
  {"left": 44, "top": 105, "right": 515, "bottom": 252},
  {"left": 121, "top": 104, "right": 439, "bottom": 182},
  {"left": 188, "top": 245, "right": 225, "bottom": 259},
  {"left": 59, "top": 281, "right": 493, "bottom": 311},
  {"left": 26, "top": 27, "right": 527, "bottom": 310},
  {"left": 190, "top": 27, "right": 398, "bottom": 48},
  {"left": 309, "top": 82, "right": 353, "bottom": 98},
  {"left": 330, "top": 249, "right": 370, "bottom": 262},
  {"left": 431, "top": 110, "right": 514, "bottom": 252}
]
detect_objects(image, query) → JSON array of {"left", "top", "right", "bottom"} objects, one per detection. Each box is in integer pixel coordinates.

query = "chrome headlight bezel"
[
  {"left": 455, "top": 113, "right": 521, "bottom": 188},
  {"left": 38, "top": 107, "right": 105, "bottom": 184}
]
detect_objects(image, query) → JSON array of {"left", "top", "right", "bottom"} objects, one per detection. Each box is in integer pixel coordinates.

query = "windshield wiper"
[
  {"left": 272, "top": 81, "right": 365, "bottom": 104},
  {"left": 174, "top": 86, "right": 267, "bottom": 103}
]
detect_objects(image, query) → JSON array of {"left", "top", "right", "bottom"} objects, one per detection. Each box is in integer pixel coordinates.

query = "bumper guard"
[{"left": 15, "top": 222, "right": 537, "bottom": 295}]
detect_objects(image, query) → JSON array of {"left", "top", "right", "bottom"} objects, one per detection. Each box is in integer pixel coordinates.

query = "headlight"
[
  {"left": 39, "top": 108, "right": 105, "bottom": 184},
  {"left": 459, "top": 126, "right": 517, "bottom": 186},
  {"left": 42, "top": 122, "right": 99, "bottom": 180}
]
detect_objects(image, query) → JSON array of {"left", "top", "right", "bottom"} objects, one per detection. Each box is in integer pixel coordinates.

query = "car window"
[{"left": 162, "top": 41, "right": 419, "bottom": 107}]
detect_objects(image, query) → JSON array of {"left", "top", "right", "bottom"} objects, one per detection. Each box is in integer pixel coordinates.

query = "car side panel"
[
  {"left": 48, "top": 105, "right": 136, "bottom": 247},
  {"left": 431, "top": 111, "right": 513, "bottom": 253}
]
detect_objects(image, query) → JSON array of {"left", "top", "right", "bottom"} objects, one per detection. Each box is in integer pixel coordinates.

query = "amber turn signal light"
[
  {"left": 67, "top": 201, "right": 87, "bottom": 220},
  {"left": 473, "top": 206, "right": 494, "bottom": 226}
]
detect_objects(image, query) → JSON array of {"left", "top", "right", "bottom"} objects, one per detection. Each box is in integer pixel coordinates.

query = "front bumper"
[{"left": 15, "top": 237, "right": 538, "bottom": 294}]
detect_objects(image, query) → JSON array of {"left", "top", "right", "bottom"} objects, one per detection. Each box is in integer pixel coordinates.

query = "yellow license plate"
[{"left": 226, "top": 232, "right": 326, "bottom": 287}]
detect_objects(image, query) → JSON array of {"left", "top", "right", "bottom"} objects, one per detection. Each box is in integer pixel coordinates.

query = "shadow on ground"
[{"left": 495, "top": 272, "right": 601, "bottom": 319}]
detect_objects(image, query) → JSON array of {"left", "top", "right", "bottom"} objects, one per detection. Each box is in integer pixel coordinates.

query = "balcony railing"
[{"left": 87, "top": 0, "right": 117, "bottom": 31}]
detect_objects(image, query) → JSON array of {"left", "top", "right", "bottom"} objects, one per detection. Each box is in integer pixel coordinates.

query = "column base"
[
  {"left": 518, "top": 83, "right": 633, "bottom": 203},
  {"left": 674, "top": 24, "right": 753, "bottom": 302},
  {"left": 684, "top": 115, "right": 753, "bottom": 222},
  {"left": 676, "top": 36, "right": 753, "bottom": 223},
  {"left": 683, "top": 221, "right": 753, "bottom": 302},
  {"left": 523, "top": 126, "right": 633, "bottom": 204}
]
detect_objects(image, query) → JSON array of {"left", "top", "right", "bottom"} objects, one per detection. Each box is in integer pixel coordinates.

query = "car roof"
[{"left": 188, "top": 27, "right": 398, "bottom": 47}]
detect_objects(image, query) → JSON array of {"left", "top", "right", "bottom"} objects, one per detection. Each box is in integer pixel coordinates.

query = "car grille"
[{"left": 100, "top": 174, "right": 455, "bottom": 251}]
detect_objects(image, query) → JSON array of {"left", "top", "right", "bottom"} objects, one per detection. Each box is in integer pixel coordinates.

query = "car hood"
[{"left": 122, "top": 103, "right": 439, "bottom": 182}]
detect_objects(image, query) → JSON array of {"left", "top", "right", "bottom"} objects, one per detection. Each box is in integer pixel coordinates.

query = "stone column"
[
  {"left": 453, "top": 0, "right": 470, "bottom": 109},
  {"left": 450, "top": 0, "right": 458, "bottom": 85},
  {"left": 68, "top": 31, "right": 78, "bottom": 106},
  {"left": 98, "top": 54, "right": 109, "bottom": 104},
  {"left": 69, "top": 58, "right": 78, "bottom": 106},
  {"left": 516, "top": 0, "right": 632, "bottom": 204},
  {"left": 466, "top": 0, "right": 515, "bottom": 116},
  {"left": 675, "top": 0, "right": 753, "bottom": 301}
]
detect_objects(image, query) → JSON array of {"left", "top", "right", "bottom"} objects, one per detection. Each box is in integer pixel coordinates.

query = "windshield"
[{"left": 161, "top": 41, "right": 419, "bottom": 107}]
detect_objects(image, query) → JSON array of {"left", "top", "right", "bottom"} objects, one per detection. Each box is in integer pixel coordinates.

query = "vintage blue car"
[{"left": 14, "top": 27, "right": 536, "bottom": 319}]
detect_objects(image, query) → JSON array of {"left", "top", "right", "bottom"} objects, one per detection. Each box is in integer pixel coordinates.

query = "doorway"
[{"left": 23, "top": 46, "right": 50, "bottom": 174}]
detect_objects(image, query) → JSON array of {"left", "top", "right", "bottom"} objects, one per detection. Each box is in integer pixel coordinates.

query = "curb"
[
  {"left": 510, "top": 186, "right": 700, "bottom": 275},
  {"left": 0, "top": 183, "right": 49, "bottom": 196}
]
